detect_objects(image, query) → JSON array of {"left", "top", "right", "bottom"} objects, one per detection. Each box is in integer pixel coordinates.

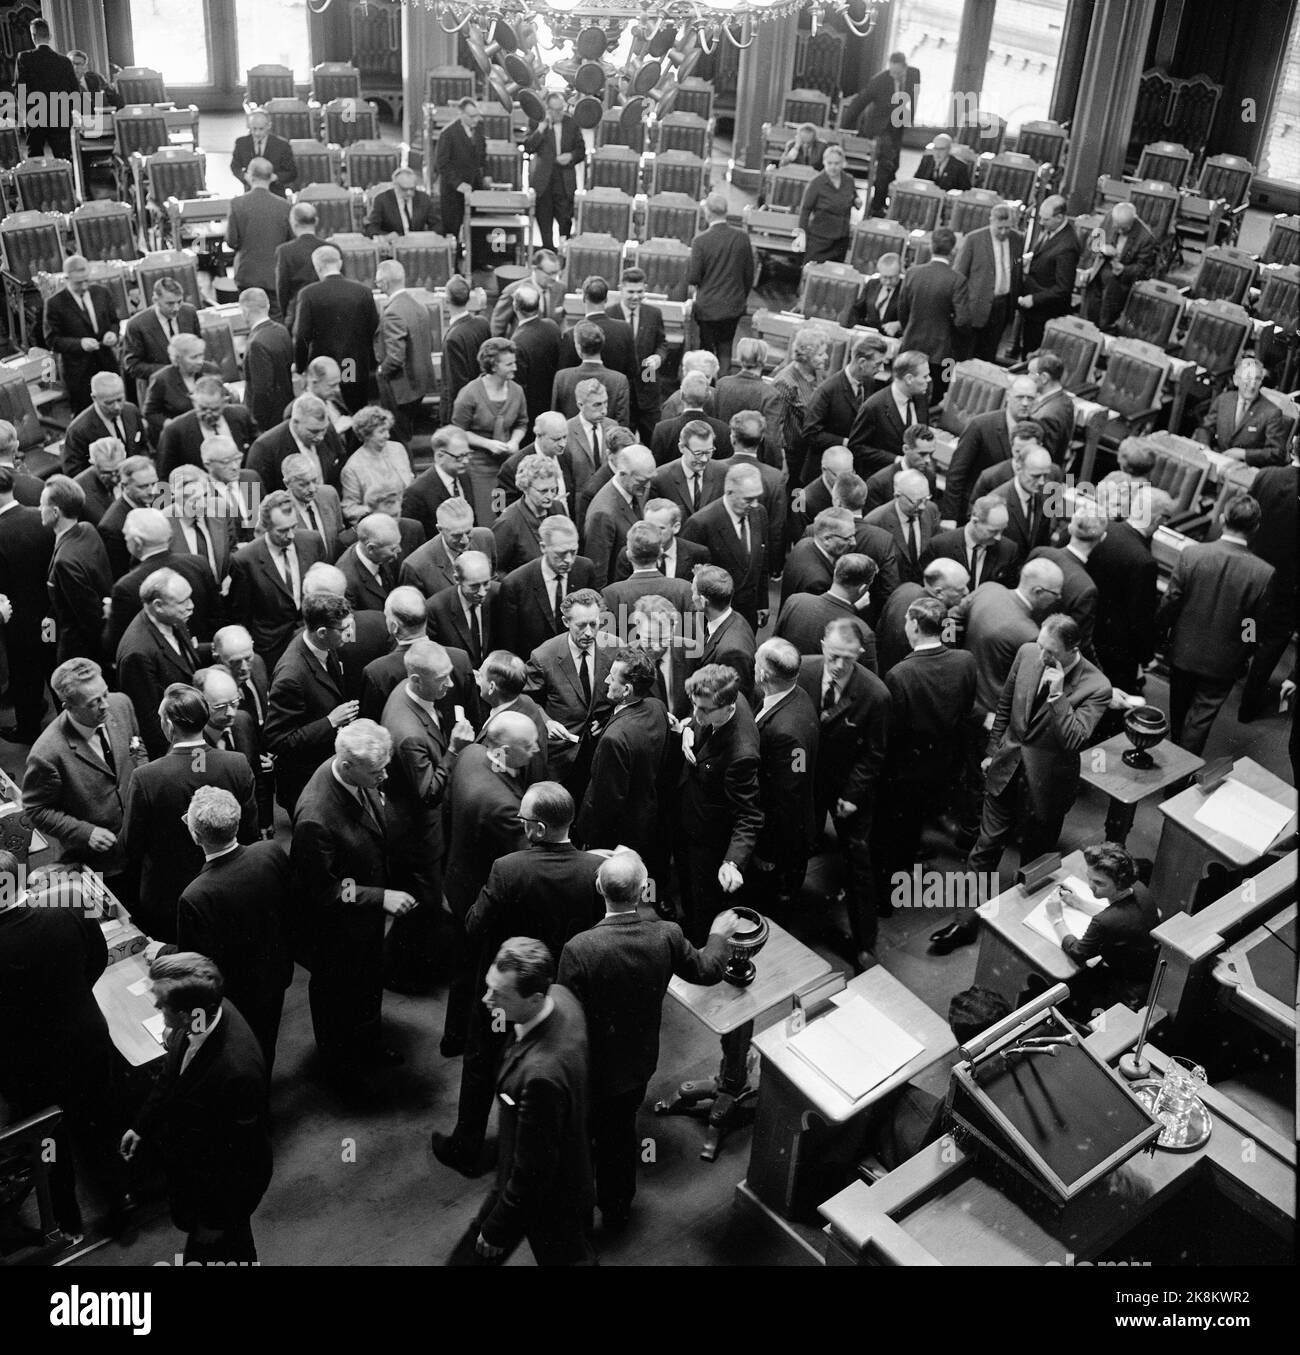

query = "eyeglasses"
[
  {"left": 516, "top": 815, "right": 545, "bottom": 827},
  {"left": 207, "top": 698, "right": 240, "bottom": 712}
]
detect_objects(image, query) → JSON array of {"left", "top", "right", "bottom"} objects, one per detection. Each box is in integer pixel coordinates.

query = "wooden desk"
[
  {"left": 1079, "top": 733, "right": 1204, "bottom": 846},
  {"left": 819, "top": 1009, "right": 1296, "bottom": 1266},
  {"left": 1212, "top": 901, "right": 1296, "bottom": 1046},
  {"left": 94, "top": 948, "right": 164, "bottom": 1068},
  {"left": 973, "top": 850, "right": 1084, "bottom": 1006},
  {"left": 744, "top": 967, "right": 958, "bottom": 1221},
  {"left": 658, "top": 919, "right": 831, "bottom": 1161},
  {"left": 1151, "top": 757, "right": 1297, "bottom": 914}
]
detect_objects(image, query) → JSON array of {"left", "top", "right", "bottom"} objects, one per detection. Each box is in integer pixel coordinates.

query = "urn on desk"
[
  {"left": 723, "top": 907, "right": 770, "bottom": 987},
  {"left": 1122, "top": 705, "right": 1169, "bottom": 769}
]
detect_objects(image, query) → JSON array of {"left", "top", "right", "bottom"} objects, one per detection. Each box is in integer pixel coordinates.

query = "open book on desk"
[
  {"left": 1023, "top": 874, "right": 1104, "bottom": 944},
  {"left": 786, "top": 996, "right": 924, "bottom": 1102}
]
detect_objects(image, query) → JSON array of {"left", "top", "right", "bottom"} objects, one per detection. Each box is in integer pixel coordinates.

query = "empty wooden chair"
[
  {"left": 1183, "top": 246, "right": 1257, "bottom": 306},
  {"left": 12, "top": 159, "right": 76, "bottom": 214},
  {"left": 575, "top": 187, "right": 637, "bottom": 242},
  {"left": 588, "top": 146, "right": 642, "bottom": 197},
  {"left": 631, "top": 238, "right": 693, "bottom": 301},
  {"left": 798, "top": 261, "right": 868, "bottom": 325},
  {"left": 648, "top": 151, "right": 708, "bottom": 201},
  {"left": 1117, "top": 279, "right": 1185, "bottom": 348},
  {"left": 70, "top": 202, "right": 140, "bottom": 262},
  {"left": 116, "top": 66, "right": 166, "bottom": 107},
  {"left": 426, "top": 67, "right": 475, "bottom": 107},
  {"left": 783, "top": 89, "right": 831, "bottom": 127},
  {"left": 393, "top": 234, "right": 458, "bottom": 291},
  {"left": 246, "top": 65, "right": 295, "bottom": 107},
  {"left": 322, "top": 99, "right": 378, "bottom": 148},
  {"left": 290, "top": 139, "right": 342, "bottom": 190},
  {"left": 1135, "top": 140, "right": 1193, "bottom": 190},
  {"left": 1260, "top": 215, "right": 1299, "bottom": 269},
  {"left": 886, "top": 178, "right": 946, "bottom": 232},
  {"left": 644, "top": 193, "right": 700, "bottom": 248},
  {"left": 343, "top": 141, "right": 400, "bottom": 193},
  {"left": 312, "top": 63, "right": 363, "bottom": 106},
  {"left": 849, "top": 218, "right": 908, "bottom": 274},
  {"left": 266, "top": 98, "right": 317, "bottom": 143}
]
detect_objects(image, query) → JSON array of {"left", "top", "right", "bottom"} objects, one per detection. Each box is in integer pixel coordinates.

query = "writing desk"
[
  {"left": 657, "top": 919, "right": 831, "bottom": 1162},
  {"left": 1150, "top": 757, "right": 1297, "bottom": 913},
  {"left": 973, "top": 850, "right": 1085, "bottom": 1006},
  {"left": 1078, "top": 733, "right": 1203, "bottom": 845},
  {"left": 1212, "top": 901, "right": 1296, "bottom": 1046},
  {"left": 743, "top": 966, "right": 957, "bottom": 1220},
  {"left": 94, "top": 948, "right": 165, "bottom": 1068}
]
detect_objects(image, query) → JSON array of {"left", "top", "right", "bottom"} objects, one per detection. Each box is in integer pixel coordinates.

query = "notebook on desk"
[
  {"left": 787, "top": 996, "right": 923, "bottom": 1102},
  {"left": 1023, "top": 875, "right": 1104, "bottom": 944}
]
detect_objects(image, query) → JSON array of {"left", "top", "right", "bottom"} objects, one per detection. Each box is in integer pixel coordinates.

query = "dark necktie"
[
  {"left": 552, "top": 575, "right": 564, "bottom": 631},
  {"left": 254, "top": 137, "right": 264, "bottom": 159},
  {"left": 1029, "top": 675, "right": 1052, "bottom": 725},
  {"left": 469, "top": 604, "right": 482, "bottom": 660},
  {"left": 578, "top": 651, "right": 592, "bottom": 706},
  {"left": 96, "top": 724, "right": 116, "bottom": 775},
  {"left": 327, "top": 653, "right": 345, "bottom": 692},
  {"left": 1027, "top": 493, "right": 1043, "bottom": 544},
  {"left": 220, "top": 729, "right": 234, "bottom": 752},
  {"left": 821, "top": 680, "right": 837, "bottom": 713},
  {"left": 739, "top": 516, "right": 751, "bottom": 556},
  {"left": 970, "top": 545, "right": 984, "bottom": 589},
  {"left": 591, "top": 423, "right": 602, "bottom": 466},
  {"left": 362, "top": 787, "right": 384, "bottom": 829},
  {"left": 242, "top": 680, "right": 263, "bottom": 726},
  {"left": 449, "top": 477, "right": 464, "bottom": 499},
  {"left": 689, "top": 473, "right": 700, "bottom": 511}
]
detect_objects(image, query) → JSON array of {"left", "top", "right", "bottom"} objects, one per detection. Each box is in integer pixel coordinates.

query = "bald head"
[
  {"left": 1019, "top": 556, "right": 1065, "bottom": 612},
  {"left": 302, "top": 562, "right": 348, "bottom": 598},
  {"left": 921, "top": 556, "right": 969, "bottom": 607},
  {"left": 821, "top": 446, "right": 853, "bottom": 480},
  {"left": 123, "top": 506, "right": 172, "bottom": 558},
  {"left": 597, "top": 850, "right": 648, "bottom": 910}
]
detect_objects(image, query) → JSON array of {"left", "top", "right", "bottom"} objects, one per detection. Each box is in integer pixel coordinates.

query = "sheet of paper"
[
  {"left": 787, "top": 996, "right": 924, "bottom": 1101},
  {"left": 142, "top": 1013, "right": 167, "bottom": 1045},
  {"left": 128, "top": 977, "right": 151, "bottom": 997},
  {"left": 1193, "top": 778, "right": 1293, "bottom": 855},
  {"left": 1023, "top": 875, "right": 1104, "bottom": 945}
]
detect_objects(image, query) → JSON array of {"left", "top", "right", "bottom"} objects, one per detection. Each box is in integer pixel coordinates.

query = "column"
[
  {"left": 1059, "top": 0, "right": 1159, "bottom": 214},
  {"left": 45, "top": 0, "right": 110, "bottom": 71},
  {"left": 733, "top": 10, "right": 799, "bottom": 180},
  {"left": 402, "top": 2, "right": 460, "bottom": 153}
]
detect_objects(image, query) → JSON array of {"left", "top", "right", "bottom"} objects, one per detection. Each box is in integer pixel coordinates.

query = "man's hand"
[
  {"left": 80, "top": 336, "right": 100, "bottom": 352},
  {"left": 882, "top": 320, "right": 901, "bottom": 337},
  {"left": 0, "top": 594, "right": 11, "bottom": 623},
  {"left": 475, "top": 1232, "right": 506, "bottom": 1260},
  {"left": 328, "top": 700, "right": 360, "bottom": 728},
  {"left": 709, "top": 908, "right": 745, "bottom": 937},
  {"left": 792, "top": 229, "right": 807, "bottom": 252},
  {"left": 119, "top": 1129, "right": 142, "bottom": 1161},
  {"left": 1045, "top": 893, "right": 1065, "bottom": 924},
  {"left": 1043, "top": 665, "right": 1065, "bottom": 700},
  {"left": 449, "top": 717, "right": 476, "bottom": 751},
  {"left": 545, "top": 717, "right": 578, "bottom": 743},
  {"left": 382, "top": 890, "right": 417, "bottom": 917},
  {"left": 835, "top": 798, "right": 857, "bottom": 818},
  {"left": 259, "top": 754, "right": 275, "bottom": 773},
  {"left": 717, "top": 861, "right": 744, "bottom": 894},
  {"left": 1281, "top": 678, "right": 1296, "bottom": 712},
  {"left": 102, "top": 330, "right": 118, "bottom": 347},
  {"left": 557, "top": 152, "right": 572, "bottom": 166},
  {"left": 980, "top": 756, "right": 992, "bottom": 774},
  {"left": 757, "top": 609, "right": 770, "bottom": 628},
  {"left": 1017, "top": 295, "right": 1033, "bottom": 310},
  {"left": 458, "top": 181, "right": 472, "bottom": 194},
  {"left": 87, "top": 827, "right": 117, "bottom": 853}
]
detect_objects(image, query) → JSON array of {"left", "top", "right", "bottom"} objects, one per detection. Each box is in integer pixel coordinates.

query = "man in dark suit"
[
  {"left": 1081, "top": 201, "right": 1159, "bottom": 332},
  {"left": 403, "top": 427, "right": 476, "bottom": 537},
  {"left": 650, "top": 420, "right": 727, "bottom": 522},
  {"left": 681, "top": 463, "right": 769, "bottom": 631},
  {"left": 841, "top": 50, "right": 919, "bottom": 213},
  {"left": 498, "top": 517, "right": 594, "bottom": 659},
  {"left": 22, "top": 658, "right": 146, "bottom": 885},
  {"left": 915, "top": 134, "right": 972, "bottom": 192},
  {"left": 227, "top": 490, "right": 329, "bottom": 670},
  {"left": 953, "top": 205, "right": 1025, "bottom": 364},
  {"left": 1193, "top": 357, "right": 1288, "bottom": 467},
  {"left": 863, "top": 425, "right": 939, "bottom": 512},
  {"left": 649, "top": 386, "right": 733, "bottom": 467},
  {"left": 176, "top": 787, "right": 294, "bottom": 1066},
  {"left": 611, "top": 499, "right": 710, "bottom": 583},
  {"left": 213, "top": 624, "right": 271, "bottom": 739},
  {"left": 437, "top": 782, "right": 603, "bottom": 1177},
  {"left": 897, "top": 227, "right": 968, "bottom": 399},
  {"left": 226, "top": 160, "right": 293, "bottom": 302},
  {"left": 687, "top": 566, "right": 757, "bottom": 699},
  {"left": 922, "top": 493, "right": 1018, "bottom": 590},
  {"left": 121, "top": 953, "right": 272, "bottom": 1263},
  {"left": 607, "top": 268, "right": 669, "bottom": 443},
  {"left": 490, "top": 250, "right": 566, "bottom": 337},
  {"left": 425, "top": 549, "right": 498, "bottom": 666},
  {"left": 274, "top": 204, "right": 325, "bottom": 330},
  {"left": 42, "top": 476, "right": 113, "bottom": 667},
  {"left": 247, "top": 396, "right": 340, "bottom": 495},
  {"left": 1017, "top": 195, "right": 1081, "bottom": 354},
  {"left": 121, "top": 278, "right": 200, "bottom": 394},
  {"left": 797, "top": 618, "right": 891, "bottom": 963},
  {"left": 557, "top": 853, "right": 739, "bottom": 1228},
  {"left": 1026, "top": 508, "right": 1107, "bottom": 657},
  {"left": 156, "top": 380, "right": 256, "bottom": 479},
  {"left": 0, "top": 467, "right": 55, "bottom": 741},
  {"left": 239, "top": 287, "right": 295, "bottom": 435},
  {"left": 509, "top": 285, "right": 563, "bottom": 431},
  {"left": 446, "top": 937, "right": 594, "bottom": 1266},
  {"left": 584, "top": 445, "right": 654, "bottom": 588},
  {"left": 441, "top": 274, "right": 493, "bottom": 418},
  {"left": 601, "top": 521, "right": 695, "bottom": 623},
  {"left": 837, "top": 255, "right": 904, "bottom": 334},
  {"left": 1157, "top": 492, "right": 1276, "bottom": 754},
  {"left": 775, "top": 553, "right": 879, "bottom": 670},
  {"left": 434, "top": 97, "right": 488, "bottom": 248},
  {"left": 142, "top": 336, "right": 222, "bottom": 448},
  {"left": 676, "top": 663, "right": 763, "bottom": 944},
  {"left": 940, "top": 377, "right": 1039, "bottom": 522},
  {"left": 847, "top": 350, "right": 930, "bottom": 477},
  {"left": 361, "top": 586, "right": 476, "bottom": 723},
  {"left": 15, "top": 19, "right": 78, "bottom": 160},
  {"left": 61, "top": 373, "right": 149, "bottom": 475},
  {"left": 230, "top": 108, "right": 297, "bottom": 196},
  {"left": 864, "top": 468, "right": 942, "bottom": 587},
  {"left": 524, "top": 92, "right": 586, "bottom": 251},
  {"left": 1025, "top": 349, "right": 1075, "bottom": 464},
  {"left": 687, "top": 194, "right": 755, "bottom": 376},
  {"left": 992, "top": 444, "right": 1058, "bottom": 561},
  {"left": 498, "top": 413, "right": 577, "bottom": 517},
  {"left": 1238, "top": 453, "right": 1298, "bottom": 721},
  {"left": 336, "top": 512, "right": 401, "bottom": 613},
  {"left": 372, "top": 259, "right": 435, "bottom": 442},
  {"left": 195, "top": 663, "right": 274, "bottom": 836},
  {"left": 96, "top": 456, "right": 162, "bottom": 576},
  {"left": 804, "top": 335, "right": 888, "bottom": 463},
  {"left": 554, "top": 318, "right": 635, "bottom": 430},
  {"left": 714, "top": 339, "right": 784, "bottom": 466},
  {"left": 400, "top": 498, "right": 494, "bottom": 597},
  {"left": 365, "top": 166, "right": 435, "bottom": 238},
  {"left": 294, "top": 246, "right": 379, "bottom": 413},
  {"left": 968, "top": 615, "right": 1111, "bottom": 876},
  {"left": 43, "top": 256, "right": 121, "bottom": 415},
  {"left": 121, "top": 685, "right": 257, "bottom": 941}
]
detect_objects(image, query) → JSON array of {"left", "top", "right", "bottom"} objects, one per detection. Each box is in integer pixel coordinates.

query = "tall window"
[
  {"left": 128, "top": 0, "right": 210, "bottom": 85},
  {"left": 984, "top": 0, "right": 1069, "bottom": 133},
  {"left": 887, "top": 1, "right": 960, "bottom": 128},
  {"left": 235, "top": 0, "right": 312, "bottom": 84},
  {"left": 1258, "top": 4, "right": 1299, "bottom": 184}
]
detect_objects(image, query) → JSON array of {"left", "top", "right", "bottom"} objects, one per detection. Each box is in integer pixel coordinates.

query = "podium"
[{"left": 465, "top": 189, "right": 534, "bottom": 277}]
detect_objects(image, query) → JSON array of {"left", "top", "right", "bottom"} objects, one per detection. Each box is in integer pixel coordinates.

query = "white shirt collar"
[
  {"left": 758, "top": 687, "right": 792, "bottom": 719},
  {"left": 515, "top": 993, "right": 554, "bottom": 1041},
  {"left": 706, "top": 607, "right": 733, "bottom": 637},
  {"left": 355, "top": 547, "right": 382, "bottom": 578},
  {"left": 203, "top": 841, "right": 241, "bottom": 863},
  {"left": 434, "top": 464, "right": 458, "bottom": 494}
]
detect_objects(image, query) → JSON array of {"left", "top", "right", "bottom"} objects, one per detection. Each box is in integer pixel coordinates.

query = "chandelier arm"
[
  {"left": 838, "top": 5, "right": 878, "bottom": 39},
  {"left": 438, "top": 7, "right": 476, "bottom": 35},
  {"left": 725, "top": 18, "right": 757, "bottom": 51}
]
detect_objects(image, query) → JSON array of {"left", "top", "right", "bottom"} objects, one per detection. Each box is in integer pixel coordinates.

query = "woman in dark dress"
[{"left": 796, "top": 143, "right": 860, "bottom": 265}]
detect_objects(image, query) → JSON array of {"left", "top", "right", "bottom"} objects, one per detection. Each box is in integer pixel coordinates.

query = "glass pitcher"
[{"left": 1152, "top": 1056, "right": 1206, "bottom": 1146}]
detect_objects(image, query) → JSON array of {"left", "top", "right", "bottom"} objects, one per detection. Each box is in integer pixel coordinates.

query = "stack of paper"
[
  {"left": 787, "top": 996, "right": 924, "bottom": 1101},
  {"left": 1193, "top": 778, "right": 1294, "bottom": 855},
  {"left": 1024, "top": 875, "right": 1105, "bottom": 944},
  {"left": 142, "top": 1013, "right": 167, "bottom": 1046}
]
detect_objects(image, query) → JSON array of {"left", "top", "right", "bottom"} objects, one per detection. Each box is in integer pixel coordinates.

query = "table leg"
[
  {"left": 1104, "top": 796, "right": 1137, "bottom": 846},
  {"left": 654, "top": 1021, "right": 759, "bottom": 1162}
]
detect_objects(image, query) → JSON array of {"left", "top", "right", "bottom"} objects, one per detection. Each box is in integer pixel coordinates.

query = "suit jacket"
[
  {"left": 114, "top": 610, "right": 204, "bottom": 756},
  {"left": 689, "top": 609, "right": 758, "bottom": 701},
  {"left": 920, "top": 525, "right": 1018, "bottom": 590},
  {"left": 425, "top": 581, "right": 499, "bottom": 666},
  {"left": 992, "top": 478, "right": 1054, "bottom": 560},
  {"left": 1156, "top": 538, "right": 1275, "bottom": 679},
  {"left": 775, "top": 591, "right": 878, "bottom": 671},
  {"left": 264, "top": 633, "right": 350, "bottom": 810},
  {"left": 864, "top": 500, "right": 941, "bottom": 586},
  {"left": 142, "top": 362, "right": 222, "bottom": 446},
  {"left": 650, "top": 459, "right": 726, "bottom": 522},
  {"left": 612, "top": 535, "right": 711, "bottom": 584},
  {"left": 525, "top": 631, "right": 617, "bottom": 776},
  {"left": 247, "top": 420, "right": 340, "bottom": 495},
  {"left": 294, "top": 274, "right": 379, "bottom": 381},
  {"left": 331, "top": 542, "right": 394, "bottom": 613},
  {"left": 1026, "top": 544, "right": 1099, "bottom": 654},
  {"left": 376, "top": 289, "right": 435, "bottom": 406},
  {"left": 523, "top": 115, "right": 586, "bottom": 198},
  {"left": 443, "top": 744, "right": 527, "bottom": 918},
  {"left": 274, "top": 233, "right": 325, "bottom": 329},
  {"left": 584, "top": 481, "right": 643, "bottom": 588},
  {"left": 478, "top": 985, "right": 593, "bottom": 1250},
  {"left": 650, "top": 412, "right": 733, "bottom": 467},
  {"left": 687, "top": 223, "right": 755, "bottom": 322},
  {"left": 1194, "top": 392, "right": 1287, "bottom": 466},
  {"left": 553, "top": 361, "right": 632, "bottom": 429},
  {"left": 97, "top": 493, "right": 154, "bottom": 576},
  {"left": 121, "top": 744, "right": 258, "bottom": 941},
  {"left": 847, "top": 385, "right": 928, "bottom": 477},
  {"left": 940, "top": 408, "right": 1016, "bottom": 521},
  {"left": 712, "top": 371, "right": 784, "bottom": 466},
  {"left": 365, "top": 186, "right": 435, "bottom": 236},
  {"left": 874, "top": 580, "right": 924, "bottom": 674},
  {"left": 227, "top": 188, "right": 293, "bottom": 293},
  {"left": 131, "top": 1000, "right": 271, "bottom": 1233},
  {"left": 954, "top": 226, "right": 1025, "bottom": 330},
  {"left": 21, "top": 693, "right": 143, "bottom": 874},
  {"left": 601, "top": 570, "right": 695, "bottom": 625},
  {"left": 754, "top": 685, "right": 820, "bottom": 868},
  {"left": 15, "top": 45, "right": 78, "bottom": 111},
  {"left": 442, "top": 314, "right": 492, "bottom": 415},
  {"left": 575, "top": 697, "right": 670, "bottom": 858},
  {"left": 1032, "top": 388, "right": 1075, "bottom": 464},
  {"left": 104, "top": 546, "right": 222, "bottom": 656},
  {"left": 227, "top": 530, "right": 329, "bottom": 669},
  {"left": 1087, "top": 520, "right": 1158, "bottom": 687},
  {"left": 779, "top": 537, "right": 839, "bottom": 605},
  {"left": 491, "top": 499, "right": 564, "bottom": 577},
  {"left": 842, "top": 65, "right": 919, "bottom": 141},
  {"left": 0, "top": 503, "right": 54, "bottom": 643},
  {"left": 497, "top": 446, "right": 577, "bottom": 520},
  {"left": 206, "top": 708, "right": 273, "bottom": 831},
  {"left": 402, "top": 466, "right": 478, "bottom": 538},
  {"left": 498, "top": 556, "right": 597, "bottom": 660},
  {"left": 509, "top": 316, "right": 562, "bottom": 426},
  {"left": 606, "top": 302, "right": 668, "bottom": 425},
  {"left": 379, "top": 680, "right": 456, "bottom": 868},
  {"left": 121, "top": 305, "right": 201, "bottom": 388},
  {"left": 43, "top": 285, "right": 120, "bottom": 404},
  {"left": 804, "top": 370, "right": 868, "bottom": 459},
  {"left": 433, "top": 119, "right": 488, "bottom": 195},
  {"left": 1247, "top": 464, "right": 1298, "bottom": 600},
  {"left": 985, "top": 642, "right": 1111, "bottom": 819},
  {"left": 48, "top": 522, "right": 113, "bottom": 665},
  {"left": 680, "top": 500, "right": 769, "bottom": 630},
  {"left": 1082, "top": 211, "right": 1158, "bottom": 290},
  {"left": 863, "top": 457, "right": 938, "bottom": 513},
  {"left": 838, "top": 276, "right": 903, "bottom": 331},
  {"left": 156, "top": 406, "right": 256, "bottom": 479},
  {"left": 490, "top": 274, "right": 567, "bottom": 337},
  {"left": 231, "top": 131, "right": 297, "bottom": 195},
  {"left": 71, "top": 467, "right": 116, "bottom": 525},
  {"left": 361, "top": 641, "right": 477, "bottom": 725},
  {"left": 796, "top": 656, "right": 890, "bottom": 815},
  {"left": 885, "top": 643, "right": 977, "bottom": 781},
  {"left": 564, "top": 415, "right": 621, "bottom": 495},
  {"left": 678, "top": 694, "right": 763, "bottom": 869},
  {"left": 915, "top": 154, "right": 972, "bottom": 193},
  {"left": 399, "top": 528, "right": 496, "bottom": 597},
  {"left": 1021, "top": 221, "right": 1081, "bottom": 320},
  {"left": 950, "top": 581, "right": 1043, "bottom": 715},
  {"left": 557, "top": 909, "right": 727, "bottom": 1098},
  {"left": 898, "top": 259, "right": 968, "bottom": 363},
  {"left": 244, "top": 319, "right": 296, "bottom": 434}
]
